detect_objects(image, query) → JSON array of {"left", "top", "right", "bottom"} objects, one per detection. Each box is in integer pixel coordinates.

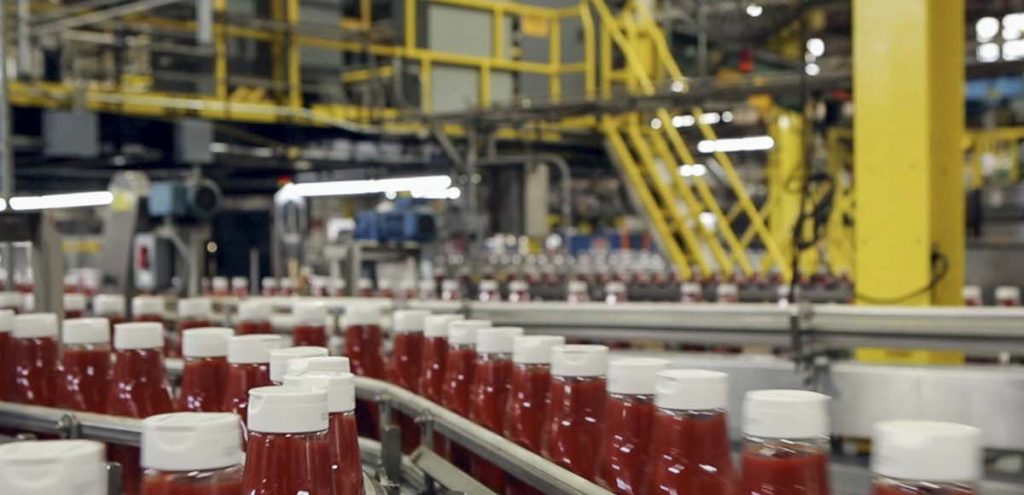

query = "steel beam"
[{"left": 853, "top": 0, "right": 965, "bottom": 305}]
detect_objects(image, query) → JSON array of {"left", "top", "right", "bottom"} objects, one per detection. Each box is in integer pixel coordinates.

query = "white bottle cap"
[
  {"left": 681, "top": 282, "right": 702, "bottom": 295},
  {"left": 329, "top": 278, "right": 346, "bottom": 293},
  {"left": 479, "top": 280, "right": 498, "bottom": 291},
  {"left": 551, "top": 345, "right": 609, "bottom": 377},
  {"left": 178, "top": 298, "right": 212, "bottom": 319},
  {"left": 418, "top": 279, "right": 436, "bottom": 291},
  {"left": 424, "top": 314, "right": 464, "bottom": 338},
  {"left": 181, "top": 327, "right": 233, "bottom": 358},
  {"left": 962, "top": 285, "right": 981, "bottom": 301},
  {"left": 228, "top": 334, "right": 284, "bottom": 364},
  {"left": 261, "top": 277, "right": 278, "bottom": 289},
  {"left": 132, "top": 296, "right": 164, "bottom": 316},
  {"left": 357, "top": 278, "right": 373, "bottom": 291},
  {"left": 995, "top": 285, "right": 1020, "bottom": 302},
  {"left": 341, "top": 304, "right": 380, "bottom": 327},
  {"left": 280, "top": 278, "right": 295, "bottom": 290},
  {"left": 141, "top": 412, "right": 243, "bottom": 471},
  {"left": 62, "top": 318, "right": 111, "bottom": 345},
  {"left": 607, "top": 357, "right": 670, "bottom": 395},
  {"left": 247, "top": 386, "right": 329, "bottom": 433},
  {"left": 92, "top": 294, "right": 125, "bottom": 316},
  {"left": 113, "top": 322, "right": 164, "bottom": 350},
  {"left": 284, "top": 372, "right": 356, "bottom": 413},
  {"left": 605, "top": 281, "right": 626, "bottom": 293},
  {"left": 0, "top": 291, "right": 21, "bottom": 308},
  {"left": 508, "top": 280, "right": 528, "bottom": 292},
  {"left": 269, "top": 346, "right": 329, "bottom": 383},
  {"left": 655, "top": 369, "right": 730, "bottom": 411},
  {"left": 871, "top": 420, "right": 983, "bottom": 483},
  {"left": 392, "top": 309, "right": 430, "bottom": 333},
  {"left": 567, "top": 280, "right": 588, "bottom": 293},
  {"left": 292, "top": 300, "right": 328, "bottom": 326},
  {"left": 441, "top": 279, "right": 460, "bottom": 292},
  {"left": 512, "top": 335, "right": 565, "bottom": 364},
  {"left": 717, "top": 283, "right": 739, "bottom": 298},
  {"left": 212, "top": 277, "right": 229, "bottom": 292},
  {"left": 231, "top": 277, "right": 248, "bottom": 291},
  {"left": 237, "top": 300, "right": 271, "bottom": 321},
  {"left": 378, "top": 279, "right": 392, "bottom": 291},
  {"left": 476, "top": 327, "right": 524, "bottom": 354},
  {"left": 63, "top": 293, "right": 87, "bottom": 312},
  {"left": 448, "top": 319, "right": 492, "bottom": 345},
  {"left": 286, "top": 356, "right": 350, "bottom": 378},
  {"left": 13, "top": 313, "right": 58, "bottom": 339},
  {"left": 0, "top": 310, "right": 13, "bottom": 333},
  {"left": 743, "top": 389, "right": 831, "bottom": 439},
  {"left": 0, "top": 440, "right": 107, "bottom": 495}
]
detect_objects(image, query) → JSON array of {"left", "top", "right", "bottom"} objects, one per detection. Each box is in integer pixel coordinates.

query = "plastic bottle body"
[
  {"left": 740, "top": 436, "right": 831, "bottom": 495},
  {"left": 141, "top": 466, "right": 243, "bottom": 495},
  {"left": 57, "top": 343, "right": 112, "bottom": 413},
  {"left": 646, "top": 408, "right": 736, "bottom": 495},
  {"left": 440, "top": 343, "right": 477, "bottom": 468},
  {"left": 543, "top": 375, "right": 607, "bottom": 480},
  {"left": 327, "top": 411, "right": 364, "bottom": 495},
  {"left": 597, "top": 393, "right": 657, "bottom": 494},
  {"left": 241, "top": 430, "right": 333, "bottom": 495},
  {"left": 468, "top": 352, "right": 515, "bottom": 491},
  {"left": 293, "top": 323, "right": 328, "bottom": 347},
  {"left": 344, "top": 324, "right": 384, "bottom": 379},
  {"left": 504, "top": 362, "right": 552, "bottom": 452},
  {"left": 7, "top": 335, "right": 59, "bottom": 406},
  {"left": 236, "top": 319, "right": 272, "bottom": 336},
  {"left": 222, "top": 362, "right": 272, "bottom": 422},
  {"left": 385, "top": 331, "right": 424, "bottom": 453},
  {"left": 418, "top": 336, "right": 448, "bottom": 402}
]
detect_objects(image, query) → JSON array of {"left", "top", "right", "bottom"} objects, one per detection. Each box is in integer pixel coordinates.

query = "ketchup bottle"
[
  {"left": 236, "top": 300, "right": 273, "bottom": 335},
  {"left": 386, "top": 309, "right": 430, "bottom": 453},
  {"left": 356, "top": 278, "right": 375, "bottom": 297},
  {"left": 8, "top": 313, "right": 60, "bottom": 406},
  {"left": 0, "top": 440, "right": 108, "bottom": 495},
  {"left": 962, "top": 285, "right": 982, "bottom": 306},
  {"left": 93, "top": 294, "right": 126, "bottom": 335},
  {"left": 507, "top": 280, "right": 531, "bottom": 303},
  {"left": 279, "top": 277, "right": 296, "bottom": 296},
  {"left": 567, "top": 280, "right": 590, "bottom": 303},
  {"left": 341, "top": 304, "right": 385, "bottom": 437},
  {"left": 0, "top": 310, "right": 12, "bottom": 400},
  {"left": 285, "top": 356, "right": 350, "bottom": 381},
  {"left": 440, "top": 279, "right": 462, "bottom": 301},
  {"left": 440, "top": 319, "right": 492, "bottom": 467},
  {"left": 132, "top": 296, "right": 165, "bottom": 324},
  {"left": 477, "top": 279, "right": 500, "bottom": 302},
  {"left": 261, "top": 277, "right": 278, "bottom": 296},
  {"left": 108, "top": 322, "right": 176, "bottom": 495},
  {"left": 646, "top": 369, "right": 736, "bottom": 495},
  {"left": 543, "top": 344, "right": 609, "bottom": 480},
  {"left": 418, "top": 279, "right": 437, "bottom": 299},
  {"left": 224, "top": 334, "right": 284, "bottom": 422},
  {"left": 740, "top": 390, "right": 832, "bottom": 495},
  {"left": 63, "top": 293, "right": 87, "bottom": 319},
  {"left": 716, "top": 282, "right": 740, "bottom": 303},
  {"left": 597, "top": 357, "right": 670, "bottom": 494},
  {"left": 680, "top": 281, "right": 703, "bottom": 303},
  {"left": 175, "top": 298, "right": 213, "bottom": 357},
  {"left": 269, "top": 346, "right": 329, "bottom": 385},
  {"left": 870, "top": 420, "right": 982, "bottom": 495},
  {"left": 995, "top": 285, "right": 1021, "bottom": 306},
  {"left": 285, "top": 372, "right": 364, "bottom": 495},
  {"left": 504, "top": 335, "right": 565, "bottom": 495},
  {"left": 57, "top": 318, "right": 112, "bottom": 413},
  {"left": 377, "top": 279, "right": 394, "bottom": 299},
  {"left": 232, "top": 276, "right": 250, "bottom": 297},
  {"left": 211, "top": 276, "right": 230, "bottom": 296},
  {"left": 292, "top": 301, "right": 329, "bottom": 347},
  {"left": 419, "top": 314, "right": 463, "bottom": 403},
  {"left": 242, "top": 386, "right": 333, "bottom": 494},
  {"left": 0, "top": 292, "right": 21, "bottom": 313},
  {"left": 468, "top": 326, "right": 524, "bottom": 491},
  {"left": 141, "top": 412, "right": 244, "bottom": 495},
  {"left": 178, "top": 327, "right": 234, "bottom": 412},
  {"left": 605, "top": 281, "right": 627, "bottom": 304}
]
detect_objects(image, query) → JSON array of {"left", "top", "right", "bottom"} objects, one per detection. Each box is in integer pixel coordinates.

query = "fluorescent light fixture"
[
  {"left": 697, "top": 136, "right": 775, "bottom": 153},
  {"left": 746, "top": 3, "right": 763, "bottom": 17},
  {"left": 978, "top": 43, "right": 1001, "bottom": 62},
  {"left": 805, "top": 63, "right": 821, "bottom": 76},
  {"left": 679, "top": 164, "right": 707, "bottom": 177},
  {"left": 700, "top": 112, "right": 722, "bottom": 125},
  {"left": 977, "top": 16, "right": 999, "bottom": 42},
  {"left": 670, "top": 80, "right": 686, "bottom": 93},
  {"left": 722, "top": 111, "right": 734, "bottom": 123},
  {"left": 413, "top": 187, "right": 461, "bottom": 200},
  {"left": 673, "top": 115, "right": 696, "bottom": 128},
  {"left": 280, "top": 175, "right": 453, "bottom": 199},
  {"left": 806, "top": 38, "right": 825, "bottom": 57},
  {"left": 1004, "top": 13, "right": 1024, "bottom": 40},
  {"left": 9, "top": 191, "right": 114, "bottom": 211},
  {"left": 1004, "top": 39, "right": 1024, "bottom": 61},
  {"left": 0, "top": 199, "right": 5, "bottom": 212},
  {"left": 650, "top": 118, "right": 663, "bottom": 130},
  {"left": 698, "top": 212, "right": 717, "bottom": 229}
]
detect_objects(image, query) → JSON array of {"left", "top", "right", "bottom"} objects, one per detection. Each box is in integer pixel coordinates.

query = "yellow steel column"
[
  {"left": 213, "top": 0, "right": 228, "bottom": 100},
  {"left": 286, "top": 0, "right": 302, "bottom": 110},
  {"left": 853, "top": 0, "right": 964, "bottom": 305}
]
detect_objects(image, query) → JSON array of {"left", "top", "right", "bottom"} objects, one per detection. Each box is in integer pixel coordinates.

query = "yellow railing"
[{"left": 967, "top": 127, "right": 1024, "bottom": 189}]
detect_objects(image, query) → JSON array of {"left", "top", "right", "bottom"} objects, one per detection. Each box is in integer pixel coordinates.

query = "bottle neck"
[
  {"left": 448, "top": 342, "right": 474, "bottom": 350},
  {"left": 478, "top": 351, "right": 511, "bottom": 361},
  {"left": 63, "top": 342, "right": 110, "bottom": 352},
  {"left": 742, "top": 435, "right": 830, "bottom": 455}
]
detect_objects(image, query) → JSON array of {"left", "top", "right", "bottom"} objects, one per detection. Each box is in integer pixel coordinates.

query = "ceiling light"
[
  {"left": 679, "top": 164, "right": 707, "bottom": 177},
  {"left": 977, "top": 42, "right": 1001, "bottom": 63},
  {"left": 9, "top": 191, "right": 114, "bottom": 211},
  {"left": 746, "top": 3, "right": 763, "bottom": 17},
  {"left": 697, "top": 136, "right": 775, "bottom": 153},
  {"left": 279, "top": 175, "right": 453, "bottom": 199},
  {"left": 722, "top": 111, "right": 734, "bottom": 123},
  {"left": 805, "top": 63, "right": 821, "bottom": 76},
  {"left": 700, "top": 112, "right": 722, "bottom": 125},
  {"left": 806, "top": 38, "right": 825, "bottom": 57},
  {"left": 650, "top": 118, "right": 663, "bottom": 130},
  {"left": 977, "top": 16, "right": 999, "bottom": 42}
]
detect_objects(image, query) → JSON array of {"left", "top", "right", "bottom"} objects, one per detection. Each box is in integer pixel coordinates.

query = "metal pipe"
[
  {"left": 354, "top": 376, "right": 611, "bottom": 495},
  {"left": 0, "top": 402, "right": 142, "bottom": 446},
  {"left": 0, "top": 2, "right": 14, "bottom": 200},
  {"left": 477, "top": 153, "right": 574, "bottom": 237}
]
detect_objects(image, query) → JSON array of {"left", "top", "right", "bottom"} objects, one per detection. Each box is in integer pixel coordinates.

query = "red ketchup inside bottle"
[
  {"left": 236, "top": 300, "right": 273, "bottom": 335},
  {"left": 419, "top": 315, "right": 460, "bottom": 448},
  {"left": 440, "top": 319, "right": 490, "bottom": 468},
  {"left": 242, "top": 386, "right": 333, "bottom": 495},
  {"left": 467, "top": 327, "right": 523, "bottom": 492},
  {"left": 870, "top": 420, "right": 982, "bottom": 495},
  {"left": 0, "top": 310, "right": 13, "bottom": 400},
  {"left": 385, "top": 310, "right": 428, "bottom": 453},
  {"left": 341, "top": 305, "right": 385, "bottom": 437},
  {"left": 57, "top": 318, "right": 112, "bottom": 414},
  {"left": 223, "top": 335, "right": 282, "bottom": 422},
  {"left": 284, "top": 373, "right": 364, "bottom": 495},
  {"left": 543, "top": 344, "right": 609, "bottom": 481},
  {"left": 108, "top": 322, "right": 177, "bottom": 495},
  {"left": 646, "top": 369, "right": 736, "bottom": 495},
  {"left": 504, "top": 335, "right": 564, "bottom": 495},
  {"left": 175, "top": 297, "right": 214, "bottom": 358},
  {"left": 178, "top": 327, "right": 234, "bottom": 412},
  {"left": 291, "top": 301, "right": 328, "bottom": 347},
  {"left": 597, "top": 358, "right": 669, "bottom": 494},
  {"left": 740, "top": 389, "right": 831, "bottom": 495},
  {"left": 141, "top": 412, "right": 244, "bottom": 495},
  {"left": 7, "top": 313, "right": 60, "bottom": 406}
]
